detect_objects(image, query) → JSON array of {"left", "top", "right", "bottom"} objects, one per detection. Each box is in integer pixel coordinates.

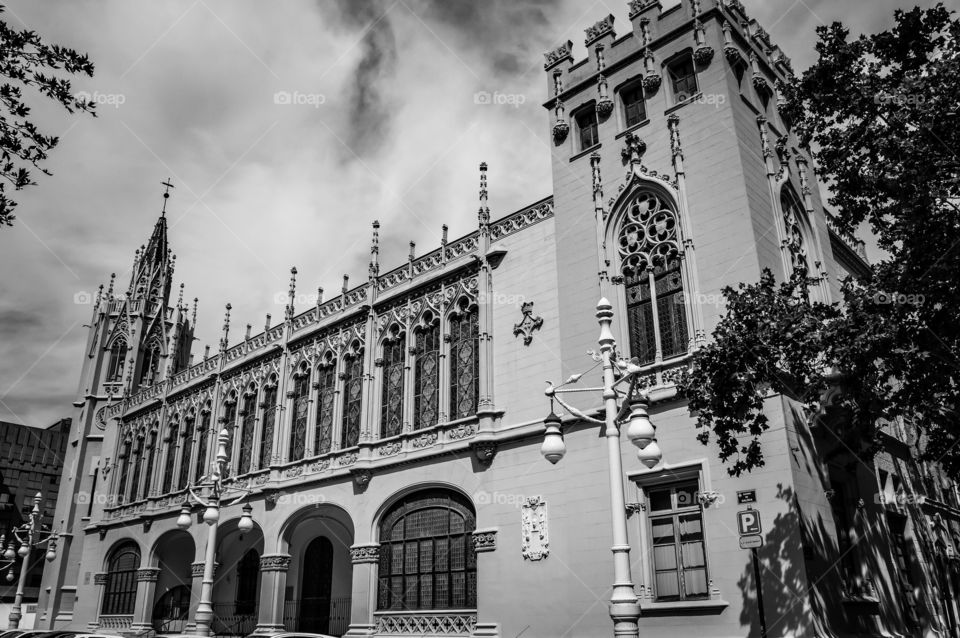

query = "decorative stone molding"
[
  {"left": 377, "top": 441, "right": 402, "bottom": 457},
  {"left": 521, "top": 496, "right": 549, "bottom": 561},
  {"left": 642, "top": 72, "right": 661, "bottom": 91},
  {"left": 283, "top": 465, "right": 304, "bottom": 478},
  {"left": 447, "top": 423, "right": 476, "bottom": 441},
  {"left": 628, "top": 0, "right": 660, "bottom": 19},
  {"left": 310, "top": 459, "right": 330, "bottom": 473},
  {"left": 338, "top": 451, "right": 359, "bottom": 467},
  {"left": 584, "top": 14, "right": 615, "bottom": 46},
  {"left": 135, "top": 568, "right": 160, "bottom": 582},
  {"left": 512, "top": 301, "right": 543, "bottom": 346},
  {"left": 694, "top": 45, "right": 715, "bottom": 65},
  {"left": 93, "top": 572, "right": 109, "bottom": 586},
  {"left": 191, "top": 561, "right": 218, "bottom": 578},
  {"left": 350, "top": 544, "right": 380, "bottom": 564},
  {"left": 351, "top": 468, "right": 373, "bottom": 491},
  {"left": 471, "top": 529, "right": 498, "bottom": 553},
  {"left": 411, "top": 431, "right": 438, "bottom": 449},
  {"left": 259, "top": 554, "right": 291, "bottom": 572},
  {"left": 553, "top": 116, "right": 569, "bottom": 143},
  {"left": 376, "top": 613, "right": 477, "bottom": 635},
  {"left": 543, "top": 40, "right": 574, "bottom": 71},
  {"left": 471, "top": 441, "right": 498, "bottom": 468}
]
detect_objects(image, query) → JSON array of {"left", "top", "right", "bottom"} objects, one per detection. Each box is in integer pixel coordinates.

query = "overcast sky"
[{"left": 0, "top": 0, "right": 936, "bottom": 428}]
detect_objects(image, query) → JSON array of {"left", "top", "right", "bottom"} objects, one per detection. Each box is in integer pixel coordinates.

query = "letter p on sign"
[{"left": 737, "top": 509, "right": 761, "bottom": 535}]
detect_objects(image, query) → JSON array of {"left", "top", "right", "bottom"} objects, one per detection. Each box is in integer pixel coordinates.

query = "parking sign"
[{"left": 737, "top": 509, "right": 762, "bottom": 535}]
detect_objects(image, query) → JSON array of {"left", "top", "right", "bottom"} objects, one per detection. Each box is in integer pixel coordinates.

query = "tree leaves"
[{"left": 0, "top": 4, "right": 95, "bottom": 227}]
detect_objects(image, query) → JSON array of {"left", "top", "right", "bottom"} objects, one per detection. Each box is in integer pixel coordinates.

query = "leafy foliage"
[
  {"left": 0, "top": 4, "right": 95, "bottom": 226},
  {"left": 686, "top": 4, "right": 960, "bottom": 478}
]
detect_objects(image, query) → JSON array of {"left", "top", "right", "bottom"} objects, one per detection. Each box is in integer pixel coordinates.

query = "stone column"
[
  {"left": 343, "top": 544, "right": 379, "bottom": 638},
  {"left": 186, "top": 560, "right": 217, "bottom": 633},
  {"left": 90, "top": 572, "right": 108, "bottom": 630},
  {"left": 253, "top": 554, "right": 291, "bottom": 635},
  {"left": 470, "top": 529, "right": 500, "bottom": 638},
  {"left": 130, "top": 567, "right": 160, "bottom": 632}
]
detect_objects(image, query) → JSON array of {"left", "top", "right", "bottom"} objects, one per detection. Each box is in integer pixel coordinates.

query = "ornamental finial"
[
  {"left": 286, "top": 267, "right": 297, "bottom": 320},
  {"left": 220, "top": 303, "right": 232, "bottom": 351},
  {"left": 478, "top": 163, "right": 490, "bottom": 227},
  {"left": 369, "top": 220, "right": 380, "bottom": 279}
]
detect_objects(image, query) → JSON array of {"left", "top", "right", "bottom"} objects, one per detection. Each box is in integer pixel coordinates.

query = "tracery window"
[
  {"left": 177, "top": 417, "right": 194, "bottom": 489},
  {"left": 238, "top": 393, "right": 257, "bottom": 474},
  {"left": 314, "top": 361, "right": 336, "bottom": 455},
  {"left": 142, "top": 431, "right": 157, "bottom": 499},
  {"left": 341, "top": 349, "right": 364, "bottom": 448},
  {"left": 102, "top": 542, "right": 140, "bottom": 615},
  {"left": 127, "top": 435, "right": 144, "bottom": 503},
  {"left": 377, "top": 490, "right": 477, "bottom": 611},
  {"left": 139, "top": 343, "right": 162, "bottom": 386},
  {"left": 194, "top": 411, "right": 211, "bottom": 482},
  {"left": 413, "top": 319, "right": 440, "bottom": 429},
  {"left": 617, "top": 191, "right": 689, "bottom": 365},
  {"left": 780, "top": 188, "right": 812, "bottom": 278},
  {"left": 107, "top": 339, "right": 126, "bottom": 382},
  {"left": 116, "top": 438, "right": 131, "bottom": 505},
  {"left": 381, "top": 330, "right": 406, "bottom": 438},
  {"left": 288, "top": 372, "right": 310, "bottom": 462},
  {"left": 161, "top": 420, "right": 180, "bottom": 494},
  {"left": 259, "top": 385, "right": 277, "bottom": 468},
  {"left": 449, "top": 303, "right": 479, "bottom": 420}
]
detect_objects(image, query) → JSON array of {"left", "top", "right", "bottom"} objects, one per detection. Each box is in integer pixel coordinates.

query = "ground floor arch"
[{"left": 150, "top": 530, "right": 195, "bottom": 633}]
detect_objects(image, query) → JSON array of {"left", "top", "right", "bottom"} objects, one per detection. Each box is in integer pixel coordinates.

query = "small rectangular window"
[
  {"left": 646, "top": 481, "right": 708, "bottom": 602},
  {"left": 668, "top": 57, "right": 698, "bottom": 103},
  {"left": 575, "top": 108, "right": 599, "bottom": 150},
  {"left": 622, "top": 85, "right": 646, "bottom": 127}
]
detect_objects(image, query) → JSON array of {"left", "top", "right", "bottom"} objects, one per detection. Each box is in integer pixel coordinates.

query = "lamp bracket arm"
[{"left": 553, "top": 394, "right": 605, "bottom": 425}]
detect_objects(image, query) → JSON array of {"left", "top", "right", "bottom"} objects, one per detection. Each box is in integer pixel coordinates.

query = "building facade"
[
  {"left": 37, "top": 1, "right": 960, "bottom": 637},
  {"left": 0, "top": 418, "right": 70, "bottom": 626}
]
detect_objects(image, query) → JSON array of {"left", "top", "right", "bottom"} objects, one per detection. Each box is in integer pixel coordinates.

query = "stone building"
[
  {"left": 37, "top": 1, "right": 958, "bottom": 637},
  {"left": 0, "top": 418, "right": 70, "bottom": 626}
]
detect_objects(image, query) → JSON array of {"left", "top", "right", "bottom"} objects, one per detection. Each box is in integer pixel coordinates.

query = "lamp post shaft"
[
  {"left": 7, "top": 546, "right": 30, "bottom": 629},
  {"left": 194, "top": 498, "right": 220, "bottom": 637},
  {"left": 597, "top": 299, "right": 641, "bottom": 638}
]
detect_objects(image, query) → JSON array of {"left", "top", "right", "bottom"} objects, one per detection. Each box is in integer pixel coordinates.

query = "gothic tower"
[{"left": 39, "top": 185, "right": 195, "bottom": 625}]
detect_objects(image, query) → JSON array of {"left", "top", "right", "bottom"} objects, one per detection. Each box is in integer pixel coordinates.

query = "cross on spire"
[{"left": 161, "top": 178, "right": 175, "bottom": 215}]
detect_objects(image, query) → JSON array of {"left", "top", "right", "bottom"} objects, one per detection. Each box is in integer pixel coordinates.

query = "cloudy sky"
[{"left": 0, "top": 0, "right": 935, "bottom": 428}]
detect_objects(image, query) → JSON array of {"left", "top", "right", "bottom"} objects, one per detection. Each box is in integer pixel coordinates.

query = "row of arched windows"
[{"left": 113, "top": 306, "right": 480, "bottom": 502}]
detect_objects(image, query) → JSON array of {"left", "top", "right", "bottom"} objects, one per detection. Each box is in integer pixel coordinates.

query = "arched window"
[
  {"left": 161, "top": 420, "right": 180, "bottom": 494},
  {"left": 341, "top": 348, "right": 364, "bottom": 448},
  {"left": 235, "top": 549, "right": 260, "bottom": 615},
  {"left": 449, "top": 303, "right": 479, "bottom": 420},
  {"left": 116, "top": 437, "right": 132, "bottom": 505},
  {"left": 314, "top": 361, "right": 336, "bottom": 455},
  {"left": 381, "top": 330, "right": 406, "bottom": 438},
  {"left": 288, "top": 371, "right": 310, "bottom": 461},
  {"left": 413, "top": 318, "right": 440, "bottom": 429},
  {"left": 781, "top": 187, "right": 812, "bottom": 278},
  {"left": 259, "top": 385, "right": 277, "bottom": 468},
  {"left": 194, "top": 411, "right": 211, "bottom": 482},
  {"left": 238, "top": 392, "right": 257, "bottom": 474},
  {"left": 617, "top": 190, "right": 689, "bottom": 364},
  {"left": 177, "top": 416, "right": 194, "bottom": 489},
  {"left": 142, "top": 430, "right": 158, "bottom": 499},
  {"left": 107, "top": 339, "right": 126, "bottom": 382},
  {"left": 127, "top": 435, "right": 144, "bottom": 503},
  {"left": 102, "top": 543, "right": 140, "bottom": 615},
  {"left": 378, "top": 490, "right": 477, "bottom": 611},
  {"left": 139, "top": 343, "right": 162, "bottom": 386}
]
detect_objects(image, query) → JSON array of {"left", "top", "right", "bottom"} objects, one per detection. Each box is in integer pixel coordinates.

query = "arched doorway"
[
  {"left": 150, "top": 530, "right": 195, "bottom": 633},
  {"left": 281, "top": 504, "right": 354, "bottom": 636},
  {"left": 211, "top": 518, "right": 264, "bottom": 637},
  {"left": 299, "top": 537, "right": 334, "bottom": 633}
]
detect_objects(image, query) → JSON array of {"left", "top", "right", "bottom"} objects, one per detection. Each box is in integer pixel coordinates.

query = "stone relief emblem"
[
  {"left": 521, "top": 496, "right": 549, "bottom": 560},
  {"left": 513, "top": 301, "right": 543, "bottom": 346}
]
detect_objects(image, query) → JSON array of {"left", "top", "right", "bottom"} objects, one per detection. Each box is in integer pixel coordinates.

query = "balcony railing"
[
  {"left": 211, "top": 602, "right": 258, "bottom": 638},
  {"left": 374, "top": 610, "right": 478, "bottom": 636},
  {"left": 283, "top": 597, "right": 352, "bottom": 636},
  {"left": 98, "top": 614, "right": 133, "bottom": 629}
]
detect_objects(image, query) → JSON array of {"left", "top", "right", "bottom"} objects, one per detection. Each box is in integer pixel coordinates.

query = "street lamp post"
[
  {"left": 0, "top": 493, "right": 59, "bottom": 629},
  {"left": 176, "top": 426, "right": 255, "bottom": 637},
  {"left": 541, "top": 298, "right": 673, "bottom": 638}
]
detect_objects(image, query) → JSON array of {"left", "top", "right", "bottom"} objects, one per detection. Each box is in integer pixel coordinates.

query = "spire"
[
  {"left": 369, "top": 221, "right": 380, "bottom": 279},
  {"left": 107, "top": 273, "right": 116, "bottom": 298},
  {"left": 478, "top": 162, "right": 490, "bottom": 227},
  {"left": 191, "top": 297, "right": 198, "bottom": 325},
  {"left": 161, "top": 178, "right": 174, "bottom": 216},
  {"left": 220, "top": 303, "right": 232, "bottom": 352},
  {"left": 177, "top": 283, "right": 184, "bottom": 308},
  {"left": 285, "top": 267, "right": 297, "bottom": 320}
]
